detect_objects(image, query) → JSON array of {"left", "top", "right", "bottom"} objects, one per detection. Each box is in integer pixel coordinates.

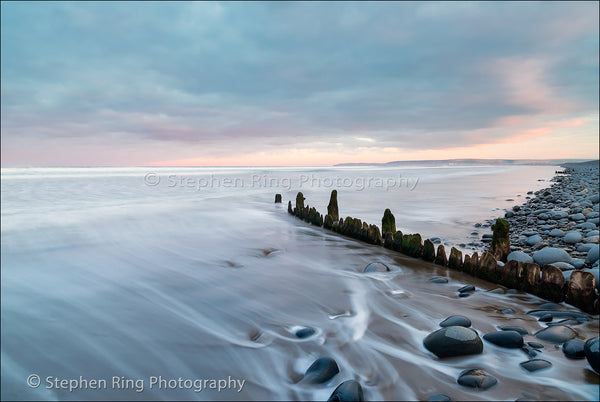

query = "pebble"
[
  {"left": 296, "top": 328, "right": 316, "bottom": 338},
  {"left": 303, "top": 357, "right": 340, "bottom": 384},
  {"left": 457, "top": 285, "right": 475, "bottom": 293},
  {"left": 363, "top": 262, "right": 390, "bottom": 273},
  {"left": 483, "top": 330, "right": 524, "bottom": 348},
  {"left": 456, "top": 369, "right": 498, "bottom": 389},
  {"left": 538, "top": 302, "right": 560, "bottom": 310},
  {"left": 563, "top": 231, "right": 583, "bottom": 244},
  {"left": 429, "top": 277, "right": 448, "bottom": 284},
  {"left": 440, "top": 315, "right": 471, "bottom": 328},
  {"left": 426, "top": 395, "right": 451, "bottom": 402},
  {"left": 520, "top": 359, "right": 552, "bottom": 372},
  {"left": 586, "top": 244, "right": 599, "bottom": 264},
  {"left": 506, "top": 251, "right": 534, "bottom": 264},
  {"left": 499, "top": 326, "right": 528, "bottom": 335},
  {"left": 562, "top": 339, "right": 586, "bottom": 359},
  {"left": 423, "top": 326, "right": 483, "bottom": 358},
  {"left": 584, "top": 337, "right": 599, "bottom": 373},
  {"left": 327, "top": 380, "right": 364, "bottom": 402},
  {"left": 570, "top": 213, "right": 586, "bottom": 221},
  {"left": 549, "top": 261, "right": 574, "bottom": 271},
  {"left": 520, "top": 346, "right": 538, "bottom": 358},
  {"left": 532, "top": 247, "right": 572, "bottom": 266},
  {"left": 535, "top": 325, "right": 577, "bottom": 343}
]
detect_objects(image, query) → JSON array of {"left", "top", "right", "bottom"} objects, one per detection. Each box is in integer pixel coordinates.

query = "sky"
[{"left": 1, "top": 1, "right": 598, "bottom": 167}]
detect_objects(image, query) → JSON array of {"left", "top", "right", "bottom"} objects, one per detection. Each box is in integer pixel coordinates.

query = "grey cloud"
[{"left": 1, "top": 1, "right": 598, "bottom": 162}]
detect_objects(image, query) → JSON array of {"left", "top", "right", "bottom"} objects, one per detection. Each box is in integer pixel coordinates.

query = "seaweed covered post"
[
  {"left": 275, "top": 194, "right": 282, "bottom": 203},
  {"left": 448, "top": 247, "right": 463, "bottom": 270},
  {"left": 490, "top": 218, "right": 510, "bottom": 262},
  {"left": 434, "top": 245, "right": 447, "bottom": 266},
  {"left": 295, "top": 192, "right": 305, "bottom": 217},
  {"left": 382, "top": 209, "right": 396, "bottom": 236},
  {"left": 422, "top": 239, "right": 436, "bottom": 262},
  {"left": 327, "top": 190, "right": 339, "bottom": 221},
  {"left": 325, "top": 190, "right": 339, "bottom": 229}
]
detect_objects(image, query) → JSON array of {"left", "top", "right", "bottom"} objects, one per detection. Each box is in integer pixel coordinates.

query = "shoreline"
[
  {"left": 495, "top": 161, "right": 599, "bottom": 268},
  {"left": 281, "top": 161, "right": 599, "bottom": 314}
]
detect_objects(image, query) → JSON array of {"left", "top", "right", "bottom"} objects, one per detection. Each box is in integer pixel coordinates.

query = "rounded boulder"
[
  {"left": 424, "top": 326, "right": 483, "bottom": 358},
  {"left": 507, "top": 251, "right": 534, "bottom": 264},
  {"left": 533, "top": 247, "right": 572, "bottom": 266},
  {"left": 483, "top": 330, "right": 524, "bottom": 348}
]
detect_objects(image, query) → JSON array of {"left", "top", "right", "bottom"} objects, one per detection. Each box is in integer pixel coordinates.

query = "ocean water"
[{"left": 1, "top": 165, "right": 598, "bottom": 401}]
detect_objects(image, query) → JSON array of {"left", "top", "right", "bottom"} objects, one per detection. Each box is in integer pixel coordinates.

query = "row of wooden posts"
[{"left": 276, "top": 190, "right": 598, "bottom": 315}]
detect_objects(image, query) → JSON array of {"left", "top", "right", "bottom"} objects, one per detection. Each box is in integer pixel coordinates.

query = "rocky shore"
[
  {"left": 493, "top": 161, "right": 599, "bottom": 271},
  {"left": 279, "top": 161, "right": 600, "bottom": 315},
  {"left": 473, "top": 161, "right": 600, "bottom": 311}
]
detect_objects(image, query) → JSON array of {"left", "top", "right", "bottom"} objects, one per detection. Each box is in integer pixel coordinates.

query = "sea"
[{"left": 1, "top": 165, "right": 598, "bottom": 401}]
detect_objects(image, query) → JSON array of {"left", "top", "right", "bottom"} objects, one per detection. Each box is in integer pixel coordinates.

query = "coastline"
[
  {"left": 283, "top": 161, "right": 600, "bottom": 313},
  {"left": 497, "top": 161, "right": 599, "bottom": 269}
]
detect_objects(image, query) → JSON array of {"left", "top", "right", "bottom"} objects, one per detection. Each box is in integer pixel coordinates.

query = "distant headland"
[{"left": 335, "top": 159, "right": 596, "bottom": 167}]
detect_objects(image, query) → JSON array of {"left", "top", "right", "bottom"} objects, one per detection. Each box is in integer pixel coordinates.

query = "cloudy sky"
[{"left": 1, "top": 1, "right": 598, "bottom": 166}]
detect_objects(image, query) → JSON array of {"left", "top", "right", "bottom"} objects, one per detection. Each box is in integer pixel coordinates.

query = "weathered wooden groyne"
[{"left": 283, "top": 190, "right": 598, "bottom": 315}]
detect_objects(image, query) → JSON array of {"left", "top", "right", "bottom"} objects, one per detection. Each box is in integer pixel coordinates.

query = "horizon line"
[{"left": 1, "top": 157, "right": 597, "bottom": 169}]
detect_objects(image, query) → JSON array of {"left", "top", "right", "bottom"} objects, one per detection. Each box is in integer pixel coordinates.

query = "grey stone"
[
  {"left": 535, "top": 325, "right": 577, "bottom": 343},
  {"left": 458, "top": 285, "right": 475, "bottom": 293},
  {"left": 584, "top": 337, "right": 599, "bottom": 373},
  {"left": 507, "top": 251, "right": 534, "bottom": 264},
  {"left": 440, "top": 315, "right": 472, "bottom": 328},
  {"left": 563, "top": 231, "right": 583, "bottom": 244},
  {"left": 483, "top": 330, "right": 524, "bottom": 348},
  {"left": 363, "top": 262, "right": 390, "bottom": 273},
  {"left": 533, "top": 247, "right": 572, "bottom": 266},
  {"left": 457, "top": 369, "right": 497, "bottom": 389},
  {"left": 586, "top": 244, "right": 599, "bottom": 264},
  {"left": 423, "top": 326, "right": 483, "bottom": 358},
  {"left": 551, "top": 211, "right": 569, "bottom": 219},
  {"left": 578, "top": 244, "right": 594, "bottom": 252},
  {"left": 303, "top": 357, "right": 339, "bottom": 384},
  {"left": 550, "top": 262, "right": 575, "bottom": 271},
  {"left": 579, "top": 222, "right": 598, "bottom": 230},
  {"left": 549, "top": 229, "right": 565, "bottom": 237},
  {"left": 563, "top": 339, "right": 586, "bottom": 359},
  {"left": 499, "top": 326, "right": 528, "bottom": 335},
  {"left": 327, "top": 380, "right": 363, "bottom": 402},
  {"left": 526, "top": 235, "right": 543, "bottom": 246},
  {"left": 570, "top": 213, "right": 586, "bottom": 221},
  {"left": 520, "top": 359, "right": 552, "bottom": 372}
]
